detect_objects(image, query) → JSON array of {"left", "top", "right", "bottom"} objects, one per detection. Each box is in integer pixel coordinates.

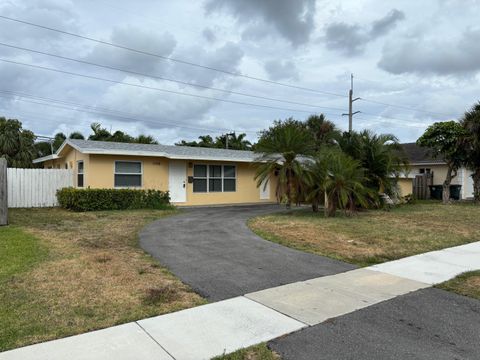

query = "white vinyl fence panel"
[{"left": 7, "top": 168, "right": 74, "bottom": 208}]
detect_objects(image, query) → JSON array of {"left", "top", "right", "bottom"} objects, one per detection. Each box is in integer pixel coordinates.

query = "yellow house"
[{"left": 33, "top": 139, "right": 278, "bottom": 206}]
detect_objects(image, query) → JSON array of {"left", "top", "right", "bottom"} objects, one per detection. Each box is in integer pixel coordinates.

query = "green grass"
[
  {"left": 0, "top": 208, "right": 204, "bottom": 352},
  {"left": 212, "top": 344, "right": 279, "bottom": 360},
  {"left": 0, "top": 226, "right": 48, "bottom": 282},
  {"left": 437, "top": 271, "right": 480, "bottom": 300},
  {"left": 249, "top": 201, "right": 480, "bottom": 266}
]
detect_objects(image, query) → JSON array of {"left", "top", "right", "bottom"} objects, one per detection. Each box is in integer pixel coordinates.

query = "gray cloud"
[
  {"left": 370, "top": 9, "right": 405, "bottom": 38},
  {"left": 264, "top": 60, "right": 299, "bottom": 81},
  {"left": 324, "top": 9, "right": 405, "bottom": 56},
  {"left": 86, "top": 27, "right": 177, "bottom": 74},
  {"left": 324, "top": 23, "right": 369, "bottom": 56},
  {"left": 202, "top": 28, "right": 217, "bottom": 43},
  {"left": 205, "top": 0, "right": 316, "bottom": 46},
  {"left": 0, "top": 0, "right": 80, "bottom": 52},
  {"left": 172, "top": 41, "right": 244, "bottom": 87},
  {"left": 378, "top": 28, "right": 480, "bottom": 75}
]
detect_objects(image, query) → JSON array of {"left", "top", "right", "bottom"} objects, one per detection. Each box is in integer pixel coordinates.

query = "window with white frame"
[
  {"left": 193, "top": 164, "right": 236, "bottom": 193},
  {"left": 77, "top": 160, "right": 84, "bottom": 187},
  {"left": 114, "top": 161, "right": 142, "bottom": 187}
]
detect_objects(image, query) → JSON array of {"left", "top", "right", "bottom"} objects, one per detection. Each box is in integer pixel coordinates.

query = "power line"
[
  {"left": 0, "top": 87, "right": 433, "bottom": 133},
  {"left": 0, "top": 15, "right": 347, "bottom": 98},
  {"left": 359, "top": 98, "right": 460, "bottom": 118},
  {"left": 0, "top": 89, "right": 262, "bottom": 134},
  {"left": 0, "top": 42, "right": 347, "bottom": 112},
  {"left": 0, "top": 58, "right": 335, "bottom": 115}
]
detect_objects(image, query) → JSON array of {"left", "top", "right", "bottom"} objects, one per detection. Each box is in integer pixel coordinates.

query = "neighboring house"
[
  {"left": 33, "top": 139, "right": 277, "bottom": 206},
  {"left": 398, "top": 143, "right": 474, "bottom": 199}
]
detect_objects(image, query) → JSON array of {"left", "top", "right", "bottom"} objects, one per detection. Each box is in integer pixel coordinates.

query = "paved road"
[
  {"left": 139, "top": 205, "right": 355, "bottom": 301},
  {"left": 270, "top": 288, "right": 480, "bottom": 360}
]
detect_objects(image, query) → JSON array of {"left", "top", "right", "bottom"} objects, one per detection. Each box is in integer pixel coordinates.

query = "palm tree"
[
  {"left": 0, "top": 117, "right": 36, "bottom": 167},
  {"left": 321, "top": 150, "right": 372, "bottom": 216},
  {"left": 254, "top": 119, "right": 315, "bottom": 208},
  {"left": 198, "top": 135, "right": 215, "bottom": 148},
  {"left": 69, "top": 132, "right": 85, "bottom": 140},
  {"left": 223, "top": 132, "right": 252, "bottom": 150},
  {"left": 339, "top": 130, "right": 407, "bottom": 198},
  {"left": 52, "top": 132, "right": 67, "bottom": 151},
  {"left": 460, "top": 102, "right": 480, "bottom": 203},
  {"left": 135, "top": 134, "right": 158, "bottom": 144},
  {"left": 88, "top": 122, "right": 112, "bottom": 141},
  {"left": 305, "top": 114, "right": 340, "bottom": 151}
]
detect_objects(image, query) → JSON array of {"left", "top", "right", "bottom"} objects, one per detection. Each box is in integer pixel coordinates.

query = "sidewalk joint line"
[
  {"left": 135, "top": 321, "right": 176, "bottom": 360},
  {"left": 241, "top": 295, "right": 311, "bottom": 327}
]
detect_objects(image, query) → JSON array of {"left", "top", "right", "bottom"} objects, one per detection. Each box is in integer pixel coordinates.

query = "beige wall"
[
  {"left": 409, "top": 164, "right": 462, "bottom": 186},
  {"left": 42, "top": 148, "right": 89, "bottom": 187},
  {"left": 87, "top": 154, "right": 169, "bottom": 191},
  {"left": 183, "top": 160, "right": 277, "bottom": 206},
  {"left": 397, "top": 178, "right": 413, "bottom": 196},
  {"left": 42, "top": 146, "right": 277, "bottom": 206}
]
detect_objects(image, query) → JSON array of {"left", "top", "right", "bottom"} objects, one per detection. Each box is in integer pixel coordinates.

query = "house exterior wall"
[
  {"left": 183, "top": 160, "right": 277, "bottom": 206},
  {"left": 87, "top": 154, "right": 169, "bottom": 191},
  {"left": 408, "top": 164, "right": 474, "bottom": 199},
  {"left": 43, "top": 148, "right": 278, "bottom": 206},
  {"left": 397, "top": 178, "right": 413, "bottom": 196},
  {"left": 42, "top": 148, "right": 89, "bottom": 188}
]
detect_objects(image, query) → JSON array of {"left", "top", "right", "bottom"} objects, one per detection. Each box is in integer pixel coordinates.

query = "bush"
[{"left": 57, "top": 187, "right": 171, "bottom": 211}]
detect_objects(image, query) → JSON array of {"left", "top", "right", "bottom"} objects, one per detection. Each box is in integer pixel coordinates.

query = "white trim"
[
  {"left": 77, "top": 160, "right": 84, "bottom": 187},
  {"left": 32, "top": 154, "right": 59, "bottom": 163},
  {"left": 409, "top": 161, "right": 446, "bottom": 166},
  {"left": 114, "top": 160, "right": 143, "bottom": 188}
]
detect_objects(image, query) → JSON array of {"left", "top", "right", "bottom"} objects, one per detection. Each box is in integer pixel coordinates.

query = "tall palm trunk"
[{"left": 285, "top": 167, "right": 292, "bottom": 209}]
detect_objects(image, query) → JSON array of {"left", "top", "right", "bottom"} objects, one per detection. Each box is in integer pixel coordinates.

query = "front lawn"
[
  {"left": 437, "top": 271, "right": 480, "bottom": 300},
  {"left": 0, "top": 208, "right": 204, "bottom": 352},
  {"left": 213, "top": 344, "right": 280, "bottom": 360},
  {"left": 249, "top": 202, "right": 480, "bottom": 267}
]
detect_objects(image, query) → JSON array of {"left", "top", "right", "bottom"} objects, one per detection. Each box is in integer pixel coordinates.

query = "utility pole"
[
  {"left": 342, "top": 73, "right": 361, "bottom": 133},
  {"left": 224, "top": 131, "right": 235, "bottom": 149}
]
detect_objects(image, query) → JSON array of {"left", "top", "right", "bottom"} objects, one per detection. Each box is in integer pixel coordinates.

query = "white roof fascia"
[{"left": 32, "top": 154, "right": 59, "bottom": 163}]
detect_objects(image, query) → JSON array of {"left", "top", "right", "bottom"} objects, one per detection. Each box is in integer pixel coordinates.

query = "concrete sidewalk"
[{"left": 1, "top": 241, "right": 479, "bottom": 360}]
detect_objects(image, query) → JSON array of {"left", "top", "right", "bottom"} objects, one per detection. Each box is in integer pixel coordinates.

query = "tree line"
[
  {"left": 252, "top": 102, "right": 480, "bottom": 215},
  {"left": 0, "top": 119, "right": 159, "bottom": 167}
]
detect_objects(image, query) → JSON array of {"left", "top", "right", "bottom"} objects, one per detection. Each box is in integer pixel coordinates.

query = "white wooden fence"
[{"left": 7, "top": 168, "right": 73, "bottom": 208}]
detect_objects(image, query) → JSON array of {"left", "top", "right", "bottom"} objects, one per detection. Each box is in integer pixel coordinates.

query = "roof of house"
[
  {"left": 400, "top": 143, "right": 444, "bottom": 165},
  {"left": 33, "top": 139, "right": 258, "bottom": 163}
]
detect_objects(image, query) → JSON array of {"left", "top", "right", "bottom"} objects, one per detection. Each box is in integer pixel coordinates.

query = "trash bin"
[
  {"left": 450, "top": 185, "right": 462, "bottom": 200},
  {"left": 429, "top": 185, "right": 462, "bottom": 200},
  {"left": 429, "top": 185, "right": 443, "bottom": 200}
]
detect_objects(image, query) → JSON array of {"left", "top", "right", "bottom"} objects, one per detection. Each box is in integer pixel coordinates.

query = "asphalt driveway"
[{"left": 139, "top": 204, "right": 355, "bottom": 301}]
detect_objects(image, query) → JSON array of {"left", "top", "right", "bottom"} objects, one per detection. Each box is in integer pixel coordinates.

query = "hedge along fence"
[{"left": 57, "top": 188, "right": 171, "bottom": 211}]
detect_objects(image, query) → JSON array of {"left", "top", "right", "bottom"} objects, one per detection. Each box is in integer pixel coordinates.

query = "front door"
[
  {"left": 169, "top": 160, "right": 186, "bottom": 203},
  {"left": 260, "top": 177, "right": 270, "bottom": 200}
]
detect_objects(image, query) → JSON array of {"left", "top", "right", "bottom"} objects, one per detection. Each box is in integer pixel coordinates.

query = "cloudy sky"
[{"left": 0, "top": 0, "right": 479, "bottom": 144}]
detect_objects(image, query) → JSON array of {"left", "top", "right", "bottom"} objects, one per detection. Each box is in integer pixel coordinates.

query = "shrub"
[{"left": 57, "top": 187, "right": 171, "bottom": 211}]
